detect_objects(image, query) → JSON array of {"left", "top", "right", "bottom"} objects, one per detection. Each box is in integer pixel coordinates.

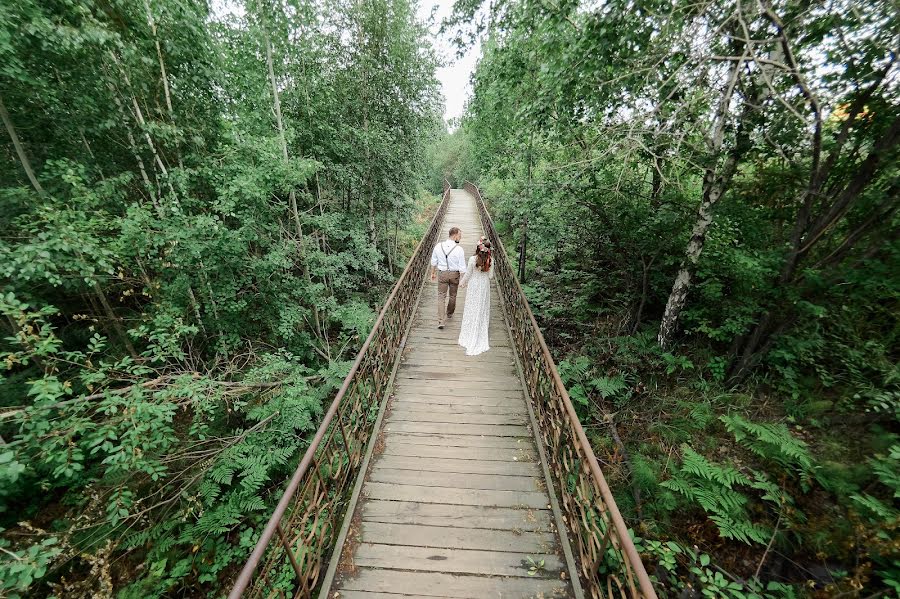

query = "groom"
[{"left": 430, "top": 227, "right": 466, "bottom": 329}]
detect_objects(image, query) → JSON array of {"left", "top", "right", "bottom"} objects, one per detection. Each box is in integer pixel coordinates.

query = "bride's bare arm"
[{"left": 460, "top": 257, "right": 474, "bottom": 287}]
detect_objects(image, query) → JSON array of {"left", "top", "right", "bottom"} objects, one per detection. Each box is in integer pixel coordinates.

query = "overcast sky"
[
  {"left": 417, "top": 0, "right": 481, "bottom": 127},
  {"left": 210, "top": 0, "right": 479, "bottom": 127}
]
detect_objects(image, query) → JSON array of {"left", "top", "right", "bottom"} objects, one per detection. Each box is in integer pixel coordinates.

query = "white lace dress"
[{"left": 458, "top": 256, "right": 494, "bottom": 356}]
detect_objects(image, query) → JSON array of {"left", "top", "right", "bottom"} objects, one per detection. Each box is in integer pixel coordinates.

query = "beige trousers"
[{"left": 437, "top": 271, "right": 460, "bottom": 325}]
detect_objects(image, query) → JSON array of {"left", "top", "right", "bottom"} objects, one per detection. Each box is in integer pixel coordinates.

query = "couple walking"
[{"left": 430, "top": 227, "right": 494, "bottom": 356}]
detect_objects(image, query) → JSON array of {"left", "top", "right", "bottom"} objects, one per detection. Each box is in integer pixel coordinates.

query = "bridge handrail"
[
  {"left": 465, "top": 181, "right": 657, "bottom": 599},
  {"left": 229, "top": 180, "right": 452, "bottom": 598}
]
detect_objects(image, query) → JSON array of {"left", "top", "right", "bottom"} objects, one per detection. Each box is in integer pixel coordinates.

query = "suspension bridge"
[{"left": 228, "top": 183, "right": 657, "bottom": 599}]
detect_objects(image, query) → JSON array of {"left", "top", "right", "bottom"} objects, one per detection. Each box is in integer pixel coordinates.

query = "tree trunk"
[
  {"left": 518, "top": 222, "right": 527, "bottom": 282},
  {"left": 728, "top": 114, "right": 900, "bottom": 383},
  {"left": 367, "top": 190, "right": 376, "bottom": 246},
  {"left": 78, "top": 128, "right": 107, "bottom": 180},
  {"left": 657, "top": 48, "right": 747, "bottom": 349},
  {"left": 651, "top": 156, "right": 663, "bottom": 204},
  {"left": 143, "top": 0, "right": 184, "bottom": 171},
  {"left": 107, "top": 53, "right": 179, "bottom": 207},
  {"left": 106, "top": 80, "right": 161, "bottom": 214},
  {"left": 358, "top": 0, "right": 377, "bottom": 247},
  {"left": 259, "top": 6, "right": 326, "bottom": 347},
  {"left": 262, "top": 20, "right": 306, "bottom": 252},
  {"left": 92, "top": 281, "right": 138, "bottom": 359},
  {"left": 657, "top": 170, "right": 726, "bottom": 348},
  {"left": 632, "top": 255, "right": 654, "bottom": 334},
  {"left": 123, "top": 78, "right": 177, "bottom": 200},
  {"left": 144, "top": 0, "right": 173, "bottom": 116},
  {"left": 0, "top": 95, "right": 45, "bottom": 195},
  {"left": 518, "top": 131, "right": 533, "bottom": 282},
  {"left": 186, "top": 285, "right": 208, "bottom": 335}
]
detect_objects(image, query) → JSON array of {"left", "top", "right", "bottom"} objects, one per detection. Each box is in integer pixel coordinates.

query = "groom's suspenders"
[{"left": 441, "top": 242, "right": 458, "bottom": 272}]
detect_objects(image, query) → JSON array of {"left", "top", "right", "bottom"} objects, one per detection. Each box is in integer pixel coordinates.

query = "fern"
[
  {"left": 720, "top": 415, "right": 816, "bottom": 488},
  {"left": 850, "top": 493, "right": 896, "bottom": 520},
  {"left": 590, "top": 375, "right": 629, "bottom": 400},
  {"left": 851, "top": 445, "right": 900, "bottom": 521},
  {"left": 679, "top": 445, "right": 750, "bottom": 489},
  {"left": 709, "top": 514, "right": 771, "bottom": 545},
  {"left": 661, "top": 444, "right": 778, "bottom": 546}
]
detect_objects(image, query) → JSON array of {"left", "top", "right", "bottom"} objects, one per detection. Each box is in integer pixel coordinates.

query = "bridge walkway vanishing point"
[
  {"left": 229, "top": 183, "right": 657, "bottom": 599},
  {"left": 324, "top": 189, "right": 577, "bottom": 598}
]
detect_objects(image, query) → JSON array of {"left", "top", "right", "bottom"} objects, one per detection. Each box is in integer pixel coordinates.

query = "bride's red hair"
[{"left": 475, "top": 239, "right": 492, "bottom": 272}]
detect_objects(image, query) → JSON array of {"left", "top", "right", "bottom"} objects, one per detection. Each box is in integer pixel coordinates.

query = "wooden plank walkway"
[{"left": 325, "top": 190, "right": 576, "bottom": 599}]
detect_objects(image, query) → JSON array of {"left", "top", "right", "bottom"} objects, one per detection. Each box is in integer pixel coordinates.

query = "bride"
[{"left": 458, "top": 237, "right": 494, "bottom": 356}]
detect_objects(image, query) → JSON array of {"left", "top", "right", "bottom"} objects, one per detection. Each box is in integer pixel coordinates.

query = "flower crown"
[{"left": 476, "top": 236, "right": 491, "bottom": 253}]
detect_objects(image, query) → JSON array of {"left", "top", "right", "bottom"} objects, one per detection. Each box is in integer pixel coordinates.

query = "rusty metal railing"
[
  {"left": 465, "top": 181, "right": 657, "bottom": 599},
  {"left": 229, "top": 181, "right": 451, "bottom": 598}
]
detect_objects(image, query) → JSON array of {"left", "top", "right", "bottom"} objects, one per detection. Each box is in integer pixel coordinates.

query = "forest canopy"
[
  {"left": 1, "top": 0, "right": 440, "bottom": 596},
  {"left": 436, "top": 0, "right": 900, "bottom": 596},
  {"left": 2, "top": 0, "right": 899, "bottom": 597}
]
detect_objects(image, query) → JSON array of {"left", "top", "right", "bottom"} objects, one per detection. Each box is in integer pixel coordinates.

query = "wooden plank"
[
  {"left": 395, "top": 372, "right": 517, "bottom": 383},
  {"left": 386, "top": 411, "right": 525, "bottom": 426},
  {"left": 368, "top": 469, "right": 542, "bottom": 492},
  {"left": 389, "top": 401, "right": 522, "bottom": 415},
  {"left": 407, "top": 331, "right": 509, "bottom": 339},
  {"left": 372, "top": 454, "right": 540, "bottom": 476},
  {"left": 410, "top": 323, "right": 508, "bottom": 331},
  {"left": 401, "top": 355, "right": 514, "bottom": 364},
  {"left": 395, "top": 381, "right": 520, "bottom": 391},
  {"left": 386, "top": 433, "right": 534, "bottom": 450},
  {"left": 406, "top": 339, "right": 511, "bottom": 349},
  {"left": 352, "top": 543, "right": 563, "bottom": 578},
  {"left": 392, "top": 391, "right": 524, "bottom": 404},
  {"left": 359, "top": 522, "right": 558, "bottom": 554},
  {"left": 398, "top": 364, "right": 517, "bottom": 373},
  {"left": 398, "top": 360, "right": 516, "bottom": 370},
  {"left": 382, "top": 441, "right": 536, "bottom": 460},
  {"left": 334, "top": 592, "right": 457, "bottom": 599},
  {"left": 335, "top": 592, "right": 458, "bottom": 599},
  {"left": 396, "top": 373, "right": 520, "bottom": 384},
  {"left": 360, "top": 500, "right": 552, "bottom": 531},
  {"left": 363, "top": 482, "right": 549, "bottom": 509},
  {"left": 400, "top": 355, "right": 514, "bottom": 366},
  {"left": 400, "top": 367, "right": 519, "bottom": 379},
  {"left": 412, "top": 329, "right": 508, "bottom": 335},
  {"left": 383, "top": 422, "right": 530, "bottom": 437},
  {"left": 395, "top": 380, "right": 521, "bottom": 392},
  {"left": 337, "top": 568, "right": 569, "bottom": 598},
  {"left": 402, "top": 337, "right": 509, "bottom": 345},
  {"left": 408, "top": 329, "right": 508, "bottom": 338},
  {"left": 392, "top": 390, "right": 524, "bottom": 401}
]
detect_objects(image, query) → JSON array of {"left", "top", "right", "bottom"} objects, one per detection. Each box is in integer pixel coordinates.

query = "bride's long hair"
[{"left": 475, "top": 237, "right": 492, "bottom": 272}]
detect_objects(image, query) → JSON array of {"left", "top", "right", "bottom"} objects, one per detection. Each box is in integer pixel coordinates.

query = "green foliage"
[
  {"left": 559, "top": 355, "right": 634, "bottom": 423},
  {"left": 525, "top": 555, "right": 545, "bottom": 576},
  {"left": 661, "top": 445, "right": 775, "bottom": 545},
  {"left": 0, "top": 0, "right": 440, "bottom": 595},
  {"left": 851, "top": 445, "right": 900, "bottom": 522},
  {"left": 636, "top": 536, "right": 799, "bottom": 598},
  {"left": 720, "top": 415, "right": 817, "bottom": 489},
  {"left": 847, "top": 444, "right": 900, "bottom": 598},
  {"left": 0, "top": 532, "right": 62, "bottom": 598},
  {"left": 453, "top": 0, "right": 898, "bottom": 593}
]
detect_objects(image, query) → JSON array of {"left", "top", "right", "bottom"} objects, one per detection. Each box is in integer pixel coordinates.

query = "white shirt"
[{"left": 431, "top": 239, "right": 467, "bottom": 273}]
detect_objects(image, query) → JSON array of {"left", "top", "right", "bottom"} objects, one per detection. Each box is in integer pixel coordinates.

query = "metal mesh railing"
[
  {"left": 465, "top": 181, "right": 657, "bottom": 599},
  {"left": 229, "top": 181, "right": 451, "bottom": 598}
]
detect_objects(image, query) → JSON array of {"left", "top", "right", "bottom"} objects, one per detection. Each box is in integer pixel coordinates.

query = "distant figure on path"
[
  {"left": 430, "top": 227, "right": 466, "bottom": 329},
  {"left": 458, "top": 237, "right": 494, "bottom": 356}
]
